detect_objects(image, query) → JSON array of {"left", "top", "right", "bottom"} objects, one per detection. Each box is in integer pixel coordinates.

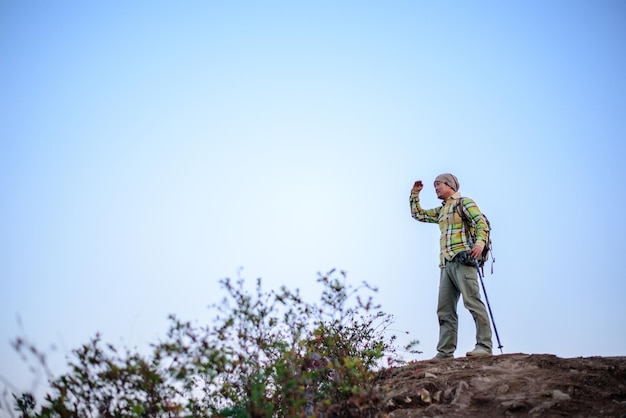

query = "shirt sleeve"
[
  {"left": 459, "top": 198, "right": 490, "bottom": 248},
  {"left": 410, "top": 193, "right": 440, "bottom": 224}
]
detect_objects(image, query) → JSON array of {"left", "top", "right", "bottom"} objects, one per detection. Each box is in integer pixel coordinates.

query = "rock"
[
  {"left": 375, "top": 353, "right": 626, "bottom": 417},
  {"left": 552, "top": 389, "right": 571, "bottom": 400}
]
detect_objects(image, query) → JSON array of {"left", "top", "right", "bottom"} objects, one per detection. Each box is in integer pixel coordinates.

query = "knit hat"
[{"left": 434, "top": 173, "right": 459, "bottom": 191}]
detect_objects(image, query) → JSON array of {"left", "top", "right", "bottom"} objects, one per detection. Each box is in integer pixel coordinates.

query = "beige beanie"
[{"left": 434, "top": 173, "right": 459, "bottom": 191}]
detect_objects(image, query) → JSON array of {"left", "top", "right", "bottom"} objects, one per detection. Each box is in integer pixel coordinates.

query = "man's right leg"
[{"left": 436, "top": 264, "right": 460, "bottom": 358}]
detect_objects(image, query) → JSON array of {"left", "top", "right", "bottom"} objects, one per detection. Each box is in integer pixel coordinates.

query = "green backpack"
[{"left": 455, "top": 197, "right": 494, "bottom": 273}]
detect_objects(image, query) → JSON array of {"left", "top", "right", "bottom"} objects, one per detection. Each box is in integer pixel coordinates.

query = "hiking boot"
[
  {"left": 432, "top": 353, "right": 453, "bottom": 360},
  {"left": 466, "top": 347, "right": 492, "bottom": 357}
]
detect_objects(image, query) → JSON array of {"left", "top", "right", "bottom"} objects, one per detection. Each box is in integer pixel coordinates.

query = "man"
[{"left": 410, "top": 173, "right": 493, "bottom": 358}]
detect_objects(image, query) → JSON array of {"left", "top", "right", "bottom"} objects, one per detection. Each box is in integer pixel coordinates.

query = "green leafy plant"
[{"left": 5, "top": 270, "right": 419, "bottom": 417}]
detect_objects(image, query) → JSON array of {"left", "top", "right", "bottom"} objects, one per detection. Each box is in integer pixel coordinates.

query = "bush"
[{"left": 5, "top": 270, "right": 419, "bottom": 417}]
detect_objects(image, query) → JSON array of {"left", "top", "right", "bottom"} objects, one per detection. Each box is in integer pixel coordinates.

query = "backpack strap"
[
  {"left": 455, "top": 197, "right": 494, "bottom": 274},
  {"left": 455, "top": 197, "right": 471, "bottom": 235}
]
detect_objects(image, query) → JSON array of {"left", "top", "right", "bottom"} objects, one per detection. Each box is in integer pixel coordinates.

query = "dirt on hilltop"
[{"left": 371, "top": 353, "right": 626, "bottom": 417}]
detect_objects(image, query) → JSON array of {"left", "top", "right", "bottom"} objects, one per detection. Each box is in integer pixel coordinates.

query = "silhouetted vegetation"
[{"left": 3, "top": 270, "right": 418, "bottom": 417}]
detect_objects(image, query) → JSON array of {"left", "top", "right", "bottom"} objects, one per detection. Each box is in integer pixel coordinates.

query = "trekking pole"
[{"left": 474, "top": 259, "right": 504, "bottom": 354}]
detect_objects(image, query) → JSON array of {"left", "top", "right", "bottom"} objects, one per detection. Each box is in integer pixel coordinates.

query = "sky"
[{"left": 1, "top": 0, "right": 625, "bottom": 407}]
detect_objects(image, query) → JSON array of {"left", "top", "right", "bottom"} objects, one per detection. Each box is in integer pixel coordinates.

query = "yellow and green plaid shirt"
[{"left": 410, "top": 191, "right": 489, "bottom": 267}]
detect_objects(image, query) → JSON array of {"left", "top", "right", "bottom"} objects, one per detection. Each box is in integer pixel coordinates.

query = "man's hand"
[
  {"left": 470, "top": 245, "right": 483, "bottom": 259},
  {"left": 412, "top": 180, "right": 423, "bottom": 194}
]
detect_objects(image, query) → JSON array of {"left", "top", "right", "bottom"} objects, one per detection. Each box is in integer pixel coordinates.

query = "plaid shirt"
[{"left": 410, "top": 191, "right": 489, "bottom": 267}]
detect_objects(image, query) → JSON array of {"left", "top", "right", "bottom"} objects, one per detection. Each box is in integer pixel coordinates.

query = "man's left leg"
[{"left": 455, "top": 264, "right": 493, "bottom": 355}]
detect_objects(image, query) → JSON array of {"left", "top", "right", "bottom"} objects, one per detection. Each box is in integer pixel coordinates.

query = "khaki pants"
[{"left": 436, "top": 260, "right": 493, "bottom": 357}]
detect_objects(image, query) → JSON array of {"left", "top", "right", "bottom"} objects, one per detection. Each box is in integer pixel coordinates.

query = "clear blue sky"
[{"left": 1, "top": 0, "right": 625, "bottom": 402}]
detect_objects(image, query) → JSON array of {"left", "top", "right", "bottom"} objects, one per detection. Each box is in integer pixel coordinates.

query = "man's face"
[{"left": 434, "top": 181, "right": 455, "bottom": 200}]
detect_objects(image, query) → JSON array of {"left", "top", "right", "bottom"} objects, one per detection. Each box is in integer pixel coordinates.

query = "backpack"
[{"left": 455, "top": 197, "right": 494, "bottom": 274}]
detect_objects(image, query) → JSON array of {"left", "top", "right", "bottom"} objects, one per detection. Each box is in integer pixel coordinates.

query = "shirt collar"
[{"left": 442, "top": 191, "right": 461, "bottom": 205}]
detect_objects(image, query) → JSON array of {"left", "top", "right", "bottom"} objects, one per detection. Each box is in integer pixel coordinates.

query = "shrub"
[{"left": 5, "top": 270, "right": 419, "bottom": 417}]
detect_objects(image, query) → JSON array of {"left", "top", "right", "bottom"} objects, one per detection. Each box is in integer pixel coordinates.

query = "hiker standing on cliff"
[{"left": 410, "top": 173, "right": 493, "bottom": 359}]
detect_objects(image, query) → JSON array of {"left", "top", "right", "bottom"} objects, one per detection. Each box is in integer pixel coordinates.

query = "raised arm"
[{"left": 410, "top": 180, "right": 440, "bottom": 223}]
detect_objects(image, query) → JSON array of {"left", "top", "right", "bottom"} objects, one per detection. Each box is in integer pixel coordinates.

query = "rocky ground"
[{"left": 375, "top": 353, "right": 626, "bottom": 417}]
